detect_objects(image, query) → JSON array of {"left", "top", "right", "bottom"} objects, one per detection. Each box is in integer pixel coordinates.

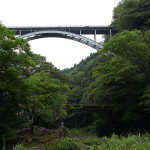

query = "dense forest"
[
  {"left": 1, "top": 0, "right": 150, "bottom": 148},
  {"left": 62, "top": 0, "right": 150, "bottom": 136}
]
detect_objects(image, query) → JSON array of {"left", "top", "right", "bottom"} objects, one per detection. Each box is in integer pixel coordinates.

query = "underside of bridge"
[{"left": 20, "top": 30, "right": 103, "bottom": 51}]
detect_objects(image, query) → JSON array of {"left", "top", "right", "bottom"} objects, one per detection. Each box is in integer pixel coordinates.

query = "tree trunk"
[
  {"left": 30, "top": 109, "right": 35, "bottom": 134},
  {"left": 30, "top": 121, "right": 34, "bottom": 134}
]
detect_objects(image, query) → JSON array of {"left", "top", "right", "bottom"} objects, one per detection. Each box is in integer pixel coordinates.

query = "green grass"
[
  {"left": 2, "top": 129, "right": 150, "bottom": 150},
  {"left": 44, "top": 131, "right": 150, "bottom": 150},
  {"left": 86, "top": 133, "right": 150, "bottom": 150}
]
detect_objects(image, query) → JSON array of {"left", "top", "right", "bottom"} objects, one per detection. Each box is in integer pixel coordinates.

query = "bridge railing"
[
  {"left": 63, "top": 102, "right": 115, "bottom": 107},
  {"left": 7, "top": 25, "right": 115, "bottom": 28}
]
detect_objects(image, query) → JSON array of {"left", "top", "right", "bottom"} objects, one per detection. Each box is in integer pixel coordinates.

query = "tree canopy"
[
  {"left": 0, "top": 24, "right": 34, "bottom": 139},
  {"left": 112, "top": 0, "right": 150, "bottom": 31},
  {"left": 0, "top": 24, "right": 70, "bottom": 139}
]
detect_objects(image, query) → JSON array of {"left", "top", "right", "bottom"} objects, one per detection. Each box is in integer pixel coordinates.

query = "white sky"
[{"left": 0, "top": 0, "right": 121, "bottom": 70}]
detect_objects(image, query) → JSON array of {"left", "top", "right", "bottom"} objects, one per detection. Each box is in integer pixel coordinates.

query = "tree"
[
  {"left": 25, "top": 71, "right": 69, "bottom": 133},
  {"left": 62, "top": 52, "right": 99, "bottom": 129},
  {"left": 0, "top": 23, "right": 34, "bottom": 139},
  {"left": 89, "top": 30, "right": 150, "bottom": 135},
  {"left": 112, "top": 0, "right": 150, "bottom": 31},
  {"left": 24, "top": 53, "right": 70, "bottom": 84},
  {"left": 67, "top": 85, "right": 83, "bottom": 102}
]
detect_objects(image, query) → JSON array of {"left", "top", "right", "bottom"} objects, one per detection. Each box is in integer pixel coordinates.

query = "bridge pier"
[
  {"left": 19, "top": 30, "right": 22, "bottom": 36},
  {"left": 110, "top": 29, "right": 112, "bottom": 38},
  {"left": 94, "top": 30, "right": 97, "bottom": 42}
]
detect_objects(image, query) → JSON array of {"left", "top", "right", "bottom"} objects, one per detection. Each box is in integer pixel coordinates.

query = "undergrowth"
[
  {"left": 44, "top": 131, "right": 150, "bottom": 150},
  {"left": 1, "top": 129, "right": 150, "bottom": 150}
]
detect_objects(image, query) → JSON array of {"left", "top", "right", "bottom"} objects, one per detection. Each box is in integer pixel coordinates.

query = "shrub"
[
  {"left": 44, "top": 137, "right": 84, "bottom": 150},
  {"left": 13, "top": 144, "right": 27, "bottom": 150},
  {"left": 13, "top": 142, "right": 34, "bottom": 150}
]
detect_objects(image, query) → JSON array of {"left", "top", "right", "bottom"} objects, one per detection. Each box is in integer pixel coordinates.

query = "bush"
[
  {"left": 13, "top": 142, "right": 34, "bottom": 150},
  {"left": 43, "top": 132, "right": 150, "bottom": 150},
  {"left": 13, "top": 144, "right": 27, "bottom": 150},
  {"left": 44, "top": 137, "right": 84, "bottom": 150}
]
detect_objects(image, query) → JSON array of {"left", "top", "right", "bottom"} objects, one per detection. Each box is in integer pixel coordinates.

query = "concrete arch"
[{"left": 20, "top": 30, "right": 102, "bottom": 51}]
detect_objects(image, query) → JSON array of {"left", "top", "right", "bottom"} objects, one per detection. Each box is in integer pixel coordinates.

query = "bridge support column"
[
  {"left": 19, "top": 30, "right": 22, "bottom": 36},
  {"left": 94, "top": 30, "right": 97, "bottom": 42},
  {"left": 80, "top": 30, "right": 81, "bottom": 35},
  {"left": 110, "top": 30, "right": 112, "bottom": 38}
]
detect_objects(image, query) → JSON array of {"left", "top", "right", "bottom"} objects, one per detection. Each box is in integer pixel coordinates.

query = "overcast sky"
[{"left": 0, "top": 0, "right": 121, "bottom": 70}]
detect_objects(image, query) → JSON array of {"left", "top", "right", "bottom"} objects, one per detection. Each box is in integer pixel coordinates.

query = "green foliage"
[
  {"left": 67, "top": 85, "right": 83, "bottom": 102},
  {"left": 0, "top": 23, "right": 70, "bottom": 138},
  {"left": 61, "top": 52, "right": 99, "bottom": 129},
  {"left": 95, "top": 133, "right": 150, "bottom": 150},
  {"left": 13, "top": 144, "right": 27, "bottom": 150},
  {"left": 112, "top": 0, "right": 150, "bottom": 31},
  {"left": 62, "top": 52, "right": 99, "bottom": 103},
  {"left": 0, "top": 23, "right": 34, "bottom": 139},
  {"left": 140, "top": 85, "right": 150, "bottom": 113},
  {"left": 94, "top": 117, "right": 115, "bottom": 137},
  {"left": 43, "top": 131, "right": 150, "bottom": 150},
  {"left": 93, "top": 30, "right": 150, "bottom": 100},
  {"left": 22, "top": 71, "right": 69, "bottom": 132},
  {"left": 13, "top": 142, "right": 34, "bottom": 150},
  {"left": 84, "top": 30, "right": 150, "bottom": 135},
  {"left": 27, "top": 53, "right": 69, "bottom": 84},
  {"left": 44, "top": 137, "right": 84, "bottom": 150},
  {"left": 28, "top": 71, "right": 68, "bottom": 113}
]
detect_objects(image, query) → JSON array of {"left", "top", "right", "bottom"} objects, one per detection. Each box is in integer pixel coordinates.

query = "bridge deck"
[
  {"left": 63, "top": 102, "right": 121, "bottom": 123},
  {"left": 7, "top": 25, "right": 117, "bottom": 35},
  {"left": 62, "top": 102, "right": 116, "bottom": 111}
]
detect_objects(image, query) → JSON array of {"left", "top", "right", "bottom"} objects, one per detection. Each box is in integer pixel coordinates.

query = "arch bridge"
[
  {"left": 8, "top": 26, "right": 117, "bottom": 51},
  {"left": 63, "top": 102, "right": 121, "bottom": 123}
]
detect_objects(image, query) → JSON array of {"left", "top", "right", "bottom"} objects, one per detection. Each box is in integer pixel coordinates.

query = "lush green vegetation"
[
  {"left": 1, "top": 0, "right": 150, "bottom": 149},
  {"left": 0, "top": 23, "right": 69, "bottom": 142},
  {"left": 62, "top": 0, "right": 150, "bottom": 137},
  {"left": 44, "top": 132, "right": 150, "bottom": 150},
  {"left": 3, "top": 129, "right": 150, "bottom": 150},
  {"left": 0, "top": 24, "right": 34, "bottom": 140},
  {"left": 112, "top": 0, "right": 150, "bottom": 31}
]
